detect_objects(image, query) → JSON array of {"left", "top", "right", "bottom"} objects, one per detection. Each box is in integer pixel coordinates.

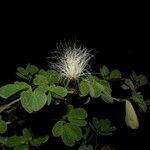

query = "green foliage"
[
  {"left": 0, "top": 116, "right": 7, "bottom": 134},
  {"left": 131, "top": 92, "right": 147, "bottom": 112},
  {"left": 91, "top": 117, "right": 116, "bottom": 135},
  {"left": 30, "top": 135, "right": 49, "bottom": 147},
  {"left": 109, "top": 70, "right": 122, "bottom": 79},
  {"left": 52, "top": 121, "right": 82, "bottom": 147},
  {"left": 0, "top": 82, "right": 30, "bottom": 99},
  {"left": 100, "top": 65, "right": 110, "bottom": 78},
  {"left": 68, "top": 107, "right": 88, "bottom": 126},
  {"left": 20, "top": 89, "right": 47, "bottom": 113},
  {"left": 100, "top": 65, "right": 122, "bottom": 80},
  {"left": 0, "top": 63, "right": 149, "bottom": 150},
  {"left": 79, "top": 76, "right": 114, "bottom": 104},
  {"left": 49, "top": 85, "right": 68, "bottom": 97},
  {"left": 6, "top": 136, "right": 25, "bottom": 148},
  {"left": 52, "top": 105, "right": 87, "bottom": 147},
  {"left": 14, "top": 145, "right": 29, "bottom": 150}
]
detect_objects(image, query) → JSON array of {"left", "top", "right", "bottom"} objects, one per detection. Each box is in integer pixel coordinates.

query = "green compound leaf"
[
  {"left": 99, "top": 119, "right": 111, "bottom": 132},
  {"left": 6, "top": 136, "right": 25, "bottom": 148},
  {"left": 100, "top": 65, "right": 110, "bottom": 77},
  {"left": 124, "top": 79, "right": 135, "bottom": 91},
  {"left": 0, "top": 119, "right": 7, "bottom": 134},
  {"left": 33, "top": 75, "right": 49, "bottom": 85},
  {"left": 98, "top": 80, "right": 112, "bottom": 93},
  {"left": 68, "top": 108, "right": 87, "bottom": 126},
  {"left": 89, "top": 81, "right": 104, "bottom": 98},
  {"left": 0, "top": 82, "right": 30, "bottom": 99},
  {"left": 17, "top": 67, "right": 28, "bottom": 76},
  {"left": 14, "top": 145, "right": 29, "bottom": 150},
  {"left": 49, "top": 86, "right": 68, "bottom": 97},
  {"left": 68, "top": 118, "right": 87, "bottom": 127},
  {"left": 26, "top": 64, "right": 39, "bottom": 75},
  {"left": 131, "top": 72, "right": 148, "bottom": 87},
  {"left": 100, "top": 91, "right": 114, "bottom": 103},
  {"left": 52, "top": 120, "right": 64, "bottom": 137},
  {"left": 20, "top": 89, "right": 47, "bottom": 113},
  {"left": 92, "top": 117, "right": 100, "bottom": 130},
  {"left": 110, "top": 70, "right": 122, "bottom": 79},
  {"left": 16, "top": 72, "right": 28, "bottom": 80},
  {"left": 30, "top": 135, "right": 49, "bottom": 147},
  {"left": 79, "top": 144, "right": 94, "bottom": 150},
  {"left": 131, "top": 93, "right": 147, "bottom": 112},
  {"left": 46, "top": 70, "right": 61, "bottom": 84},
  {"left": 68, "top": 108, "right": 88, "bottom": 120},
  {"left": 22, "top": 128, "right": 32, "bottom": 142},
  {"left": 91, "top": 118, "right": 116, "bottom": 135},
  {"left": 38, "top": 69, "right": 60, "bottom": 84},
  {"left": 79, "top": 80, "right": 89, "bottom": 96},
  {"left": 62, "top": 123, "right": 82, "bottom": 147},
  {"left": 121, "top": 84, "right": 130, "bottom": 90}
]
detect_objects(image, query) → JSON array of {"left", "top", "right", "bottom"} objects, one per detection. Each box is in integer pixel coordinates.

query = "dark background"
[{"left": 0, "top": 3, "right": 150, "bottom": 150}]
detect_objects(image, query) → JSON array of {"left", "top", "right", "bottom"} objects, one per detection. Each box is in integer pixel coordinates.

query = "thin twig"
[{"left": 0, "top": 98, "right": 20, "bottom": 113}]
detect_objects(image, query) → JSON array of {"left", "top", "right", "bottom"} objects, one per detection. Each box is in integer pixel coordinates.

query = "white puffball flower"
[{"left": 49, "top": 43, "right": 94, "bottom": 80}]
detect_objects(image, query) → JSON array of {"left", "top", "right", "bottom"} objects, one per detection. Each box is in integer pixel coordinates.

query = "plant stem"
[
  {"left": 113, "top": 97, "right": 126, "bottom": 102},
  {"left": 0, "top": 98, "right": 20, "bottom": 113}
]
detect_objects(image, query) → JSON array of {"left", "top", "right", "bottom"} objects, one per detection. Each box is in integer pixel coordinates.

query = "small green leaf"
[
  {"left": 0, "top": 119, "right": 7, "bottom": 134},
  {"left": 137, "top": 75, "right": 148, "bottom": 86},
  {"left": 99, "top": 80, "right": 112, "bottom": 93},
  {"left": 110, "top": 70, "right": 122, "bottom": 79},
  {"left": 46, "top": 70, "right": 60, "bottom": 84},
  {"left": 100, "top": 65, "right": 110, "bottom": 77},
  {"left": 62, "top": 123, "right": 82, "bottom": 147},
  {"left": 138, "top": 102, "right": 147, "bottom": 112},
  {"left": 79, "top": 80, "right": 89, "bottom": 96},
  {"left": 38, "top": 69, "right": 60, "bottom": 84},
  {"left": 16, "top": 72, "right": 28, "bottom": 80},
  {"left": 68, "top": 118, "right": 87, "bottom": 126},
  {"left": 99, "top": 119, "right": 111, "bottom": 132},
  {"left": 124, "top": 79, "right": 134, "bottom": 91},
  {"left": 100, "top": 91, "right": 114, "bottom": 103},
  {"left": 131, "top": 93, "right": 147, "bottom": 112},
  {"left": 26, "top": 64, "right": 39, "bottom": 75},
  {"left": 6, "top": 136, "right": 25, "bottom": 148},
  {"left": 14, "top": 145, "right": 29, "bottom": 150},
  {"left": 30, "top": 135, "right": 49, "bottom": 147},
  {"left": 33, "top": 75, "right": 49, "bottom": 85},
  {"left": 121, "top": 84, "right": 130, "bottom": 90},
  {"left": 92, "top": 117, "right": 100, "bottom": 129},
  {"left": 0, "top": 82, "right": 30, "bottom": 99},
  {"left": 17, "top": 67, "right": 28, "bottom": 76},
  {"left": 49, "top": 86, "right": 68, "bottom": 97},
  {"left": 68, "top": 108, "right": 88, "bottom": 120},
  {"left": 89, "top": 81, "right": 103, "bottom": 98},
  {"left": 20, "top": 89, "right": 47, "bottom": 113},
  {"left": 52, "top": 121, "right": 64, "bottom": 137},
  {"left": 22, "top": 128, "right": 32, "bottom": 142}
]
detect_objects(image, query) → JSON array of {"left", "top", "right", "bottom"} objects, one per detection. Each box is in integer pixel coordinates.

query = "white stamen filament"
[{"left": 49, "top": 43, "right": 93, "bottom": 80}]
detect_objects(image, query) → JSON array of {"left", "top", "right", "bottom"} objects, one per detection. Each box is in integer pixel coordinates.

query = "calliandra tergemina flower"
[{"left": 49, "top": 43, "right": 93, "bottom": 80}]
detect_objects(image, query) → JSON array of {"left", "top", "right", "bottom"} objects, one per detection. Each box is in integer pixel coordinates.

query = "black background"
[{"left": 0, "top": 3, "right": 150, "bottom": 150}]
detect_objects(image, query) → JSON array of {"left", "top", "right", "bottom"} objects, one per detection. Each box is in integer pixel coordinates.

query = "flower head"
[{"left": 49, "top": 43, "right": 93, "bottom": 80}]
